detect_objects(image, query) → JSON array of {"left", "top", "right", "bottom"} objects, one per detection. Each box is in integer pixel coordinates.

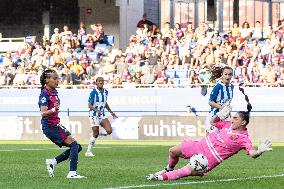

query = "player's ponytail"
[
  {"left": 40, "top": 69, "right": 55, "bottom": 90},
  {"left": 210, "top": 66, "right": 233, "bottom": 82},
  {"left": 238, "top": 85, "right": 252, "bottom": 126}
]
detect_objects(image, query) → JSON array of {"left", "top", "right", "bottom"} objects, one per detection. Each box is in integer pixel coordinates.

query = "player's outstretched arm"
[{"left": 249, "top": 139, "right": 273, "bottom": 158}]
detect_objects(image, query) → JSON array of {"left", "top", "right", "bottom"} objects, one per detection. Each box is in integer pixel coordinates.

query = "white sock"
[
  {"left": 166, "top": 164, "right": 174, "bottom": 171},
  {"left": 157, "top": 175, "right": 163, "bottom": 180},
  {"left": 51, "top": 158, "right": 57, "bottom": 165},
  {"left": 86, "top": 136, "right": 96, "bottom": 153}
]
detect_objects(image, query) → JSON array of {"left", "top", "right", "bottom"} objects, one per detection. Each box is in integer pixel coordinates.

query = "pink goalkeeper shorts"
[{"left": 180, "top": 139, "right": 220, "bottom": 172}]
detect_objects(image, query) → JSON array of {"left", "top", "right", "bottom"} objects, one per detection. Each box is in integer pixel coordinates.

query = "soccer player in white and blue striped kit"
[
  {"left": 85, "top": 77, "right": 117, "bottom": 157},
  {"left": 205, "top": 66, "right": 234, "bottom": 133}
]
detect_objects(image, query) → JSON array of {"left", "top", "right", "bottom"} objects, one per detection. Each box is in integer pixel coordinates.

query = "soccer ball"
[{"left": 188, "top": 154, "right": 208, "bottom": 173}]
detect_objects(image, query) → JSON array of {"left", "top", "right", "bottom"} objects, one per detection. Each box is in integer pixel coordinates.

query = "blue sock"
[
  {"left": 69, "top": 141, "right": 79, "bottom": 171},
  {"left": 55, "top": 149, "right": 70, "bottom": 164}
]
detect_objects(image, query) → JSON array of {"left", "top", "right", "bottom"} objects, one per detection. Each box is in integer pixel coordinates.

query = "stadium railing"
[{"left": 0, "top": 37, "right": 25, "bottom": 52}]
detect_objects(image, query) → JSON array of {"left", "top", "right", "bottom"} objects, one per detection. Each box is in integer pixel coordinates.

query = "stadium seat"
[
  {"left": 76, "top": 52, "right": 83, "bottom": 59},
  {"left": 179, "top": 78, "right": 189, "bottom": 87},
  {"left": 175, "top": 70, "right": 188, "bottom": 78},
  {"left": 166, "top": 70, "right": 176, "bottom": 78},
  {"left": 257, "top": 40, "right": 265, "bottom": 47},
  {"left": 173, "top": 78, "right": 180, "bottom": 86},
  {"left": 189, "top": 41, "right": 196, "bottom": 48},
  {"left": 88, "top": 52, "right": 98, "bottom": 63},
  {"left": 81, "top": 35, "right": 87, "bottom": 46},
  {"left": 105, "top": 35, "right": 114, "bottom": 46},
  {"left": 95, "top": 44, "right": 107, "bottom": 54},
  {"left": 25, "top": 36, "right": 36, "bottom": 43}
]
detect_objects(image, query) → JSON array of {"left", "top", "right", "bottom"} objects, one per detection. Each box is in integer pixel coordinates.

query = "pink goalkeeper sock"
[
  {"left": 168, "top": 155, "right": 179, "bottom": 168},
  {"left": 162, "top": 166, "right": 192, "bottom": 180}
]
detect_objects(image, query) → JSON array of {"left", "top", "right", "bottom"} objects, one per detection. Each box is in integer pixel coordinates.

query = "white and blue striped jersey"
[
  {"left": 88, "top": 87, "right": 109, "bottom": 118},
  {"left": 209, "top": 81, "right": 234, "bottom": 116}
]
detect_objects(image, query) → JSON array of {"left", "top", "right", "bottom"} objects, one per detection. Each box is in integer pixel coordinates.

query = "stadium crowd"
[{"left": 0, "top": 16, "right": 284, "bottom": 88}]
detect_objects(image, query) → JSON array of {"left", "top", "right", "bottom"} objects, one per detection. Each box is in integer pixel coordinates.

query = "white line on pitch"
[
  {"left": 105, "top": 173, "right": 284, "bottom": 189},
  {"left": 0, "top": 146, "right": 111, "bottom": 152},
  {"left": 0, "top": 145, "right": 153, "bottom": 152}
]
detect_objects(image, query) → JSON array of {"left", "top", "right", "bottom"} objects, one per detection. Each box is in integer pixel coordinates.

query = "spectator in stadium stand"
[
  {"left": 41, "top": 35, "right": 50, "bottom": 49},
  {"left": 154, "top": 68, "right": 167, "bottom": 85},
  {"left": 114, "top": 49, "right": 123, "bottom": 62},
  {"left": 278, "top": 67, "right": 284, "bottom": 86},
  {"left": 231, "top": 22, "right": 240, "bottom": 38},
  {"left": 85, "top": 76, "right": 118, "bottom": 157},
  {"left": 154, "top": 58, "right": 165, "bottom": 74},
  {"left": 188, "top": 70, "right": 202, "bottom": 88},
  {"left": 39, "top": 69, "right": 86, "bottom": 179},
  {"left": 84, "top": 34, "right": 96, "bottom": 50},
  {"left": 0, "top": 69, "right": 5, "bottom": 85},
  {"left": 142, "top": 65, "right": 156, "bottom": 85},
  {"left": 227, "top": 30, "right": 235, "bottom": 44},
  {"left": 93, "top": 24, "right": 105, "bottom": 44},
  {"left": 116, "top": 55, "right": 128, "bottom": 75},
  {"left": 150, "top": 23, "right": 160, "bottom": 37},
  {"left": 274, "top": 19, "right": 284, "bottom": 38},
  {"left": 122, "top": 75, "right": 136, "bottom": 88},
  {"left": 147, "top": 48, "right": 159, "bottom": 65},
  {"left": 69, "top": 59, "right": 84, "bottom": 84},
  {"left": 252, "top": 21, "right": 263, "bottom": 40},
  {"left": 240, "top": 21, "right": 252, "bottom": 40},
  {"left": 147, "top": 99, "right": 272, "bottom": 181},
  {"left": 60, "top": 25, "right": 73, "bottom": 44},
  {"left": 79, "top": 51, "right": 92, "bottom": 70},
  {"left": 77, "top": 21, "right": 86, "bottom": 40},
  {"left": 133, "top": 71, "right": 143, "bottom": 84},
  {"left": 112, "top": 75, "right": 123, "bottom": 88},
  {"left": 51, "top": 28, "right": 60, "bottom": 44},
  {"left": 137, "top": 13, "right": 153, "bottom": 29}
]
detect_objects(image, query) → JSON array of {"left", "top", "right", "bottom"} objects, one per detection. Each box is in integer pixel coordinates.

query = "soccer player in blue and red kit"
[{"left": 38, "top": 69, "right": 86, "bottom": 179}]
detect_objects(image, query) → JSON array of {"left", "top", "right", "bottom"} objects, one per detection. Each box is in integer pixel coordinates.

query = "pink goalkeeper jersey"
[{"left": 200, "top": 120, "right": 253, "bottom": 164}]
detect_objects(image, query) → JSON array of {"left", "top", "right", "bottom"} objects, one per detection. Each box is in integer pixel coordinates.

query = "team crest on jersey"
[
  {"left": 41, "top": 97, "right": 46, "bottom": 103},
  {"left": 230, "top": 135, "right": 238, "bottom": 140}
]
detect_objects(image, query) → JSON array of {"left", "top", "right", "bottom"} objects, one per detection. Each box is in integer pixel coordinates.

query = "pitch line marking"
[
  {"left": 0, "top": 145, "right": 152, "bottom": 152},
  {"left": 105, "top": 173, "right": 284, "bottom": 189}
]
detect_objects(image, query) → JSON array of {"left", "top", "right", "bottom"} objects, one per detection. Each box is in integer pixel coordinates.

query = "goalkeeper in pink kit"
[{"left": 147, "top": 89, "right": 272, "bottom": 181}]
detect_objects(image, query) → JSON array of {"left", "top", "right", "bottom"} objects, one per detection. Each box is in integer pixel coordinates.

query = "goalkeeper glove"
[
  {"left": 216, "top": 105, "right": 232, "bottom": 120},
  {"left": 257, "top": 139, "right": 272, "bottom": 155}
]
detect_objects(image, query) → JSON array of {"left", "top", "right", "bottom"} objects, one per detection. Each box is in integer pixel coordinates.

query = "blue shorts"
[{"left": 43, "top": 124, "right": 71, "bottom": 147}]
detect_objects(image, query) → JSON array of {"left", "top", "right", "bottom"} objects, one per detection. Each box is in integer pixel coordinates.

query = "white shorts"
[{"left": 89, "top": 116, "right": 107, "bottom": 127}]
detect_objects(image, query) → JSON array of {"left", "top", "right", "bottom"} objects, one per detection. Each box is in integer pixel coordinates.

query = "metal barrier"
[{"left": 0, "top": 37, "right": 26, "bottom": 52}]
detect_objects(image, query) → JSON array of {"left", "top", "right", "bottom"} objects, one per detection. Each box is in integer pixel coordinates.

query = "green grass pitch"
[{"left": 0, "top": 141, "right": 283, "bottom": 189}]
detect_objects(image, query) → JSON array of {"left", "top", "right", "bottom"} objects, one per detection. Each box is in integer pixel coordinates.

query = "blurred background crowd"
[{"left": 0, "top": 15, "right": 284, "bottom": 88}]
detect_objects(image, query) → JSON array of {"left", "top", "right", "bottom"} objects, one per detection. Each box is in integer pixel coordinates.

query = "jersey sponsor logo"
[
  {"left": 41, "top": 97, "right": 46, "bottom": 104},
  {"left": 95, "top": 102, "right": 104, "bottom": 106}
]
